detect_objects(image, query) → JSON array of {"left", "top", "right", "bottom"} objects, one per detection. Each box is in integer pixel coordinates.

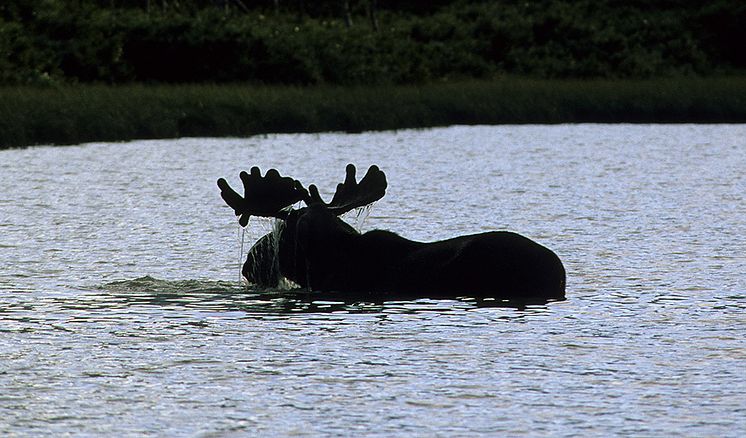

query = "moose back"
[{"left": 218, "top": 164, "right": 566, "bottom": 301}]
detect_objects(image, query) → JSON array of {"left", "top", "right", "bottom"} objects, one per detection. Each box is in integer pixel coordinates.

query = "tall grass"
[{"left": 1, "top": 77, "right": 745, "bottom": 148}]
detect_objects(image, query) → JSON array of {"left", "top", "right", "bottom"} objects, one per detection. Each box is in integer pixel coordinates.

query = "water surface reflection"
[{"left": 1, "top": 125, "right": 745, "bottom": 436}]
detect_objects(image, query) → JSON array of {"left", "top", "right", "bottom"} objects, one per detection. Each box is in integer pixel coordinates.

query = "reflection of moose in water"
[{"left": 218, "top": 164, "right": 565, "bottom": 302}]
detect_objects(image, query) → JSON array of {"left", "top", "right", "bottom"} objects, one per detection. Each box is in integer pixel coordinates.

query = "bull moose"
[{"left": 217, "top": 164, "right": 566, "bottom": 302}]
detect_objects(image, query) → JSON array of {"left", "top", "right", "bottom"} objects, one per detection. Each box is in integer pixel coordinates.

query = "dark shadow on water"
[{"left": 88, "top": 276, "right": 563, "bottom": 315}]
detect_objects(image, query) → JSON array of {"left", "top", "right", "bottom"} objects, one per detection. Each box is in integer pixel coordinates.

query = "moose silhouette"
[{"left": 218, "top": 164, "right": 565, "bottom": 302}]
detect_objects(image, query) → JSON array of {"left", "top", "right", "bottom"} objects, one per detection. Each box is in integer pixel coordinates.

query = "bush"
[{"left": 1, "top": 1, "right": 744, "bottom": 85}]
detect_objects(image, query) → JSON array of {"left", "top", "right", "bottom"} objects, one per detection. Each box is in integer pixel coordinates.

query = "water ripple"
[{"left": 2, "top": 125, "right": 746, "bottom": 436}]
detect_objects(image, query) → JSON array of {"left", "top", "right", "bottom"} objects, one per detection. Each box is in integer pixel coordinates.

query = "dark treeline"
[{"left": 1, "top": 0, "right": 744, "bottom": 85}]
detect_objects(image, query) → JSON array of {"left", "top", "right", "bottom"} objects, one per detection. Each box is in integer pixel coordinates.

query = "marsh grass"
[{"left": 2, "top": 77, "right": 745, "bottom": 148}]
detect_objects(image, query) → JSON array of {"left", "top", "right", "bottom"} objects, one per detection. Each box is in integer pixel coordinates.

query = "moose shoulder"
[{"left": 218, "top": 164, "right": 565, "bottom": 302}]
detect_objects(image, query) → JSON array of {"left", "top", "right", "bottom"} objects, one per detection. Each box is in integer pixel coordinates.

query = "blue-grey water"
[{"left": 1, "top": 125, "right": 745, "bottom": 436}]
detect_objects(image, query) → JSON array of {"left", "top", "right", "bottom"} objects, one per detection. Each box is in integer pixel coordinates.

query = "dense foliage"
[{"left": 1, "top": 0, "right": 744, "bottom": 85}]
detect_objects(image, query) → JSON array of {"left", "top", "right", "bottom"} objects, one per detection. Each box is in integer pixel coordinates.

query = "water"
[{"left": 1, "top": 125, "right": 745, "bottom": 436}]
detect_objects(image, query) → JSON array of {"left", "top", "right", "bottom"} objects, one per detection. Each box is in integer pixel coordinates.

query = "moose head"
[
  {"left": 218, "top": 164, "right": 387, "bottom": 289},
  {"left": 218, "top": 164, "right": 566, "bottom": 302}
]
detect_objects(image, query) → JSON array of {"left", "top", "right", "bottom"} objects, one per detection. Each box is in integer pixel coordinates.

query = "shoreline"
[{"left": 2, "top": 77, "right": 745, "bottom": 149}]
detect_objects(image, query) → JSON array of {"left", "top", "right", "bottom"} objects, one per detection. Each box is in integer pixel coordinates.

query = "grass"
[{"left": 1, "top": 77, "right": 745, "bottom": 148}]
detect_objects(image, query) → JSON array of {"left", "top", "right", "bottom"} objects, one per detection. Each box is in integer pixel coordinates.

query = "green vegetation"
[
  {"left": 2, "top": 1, "right": 745, "bottom": 147},
  {"left": 1, "top": 1, "right": 745, "bottom": 86},
  {"left": 3, "top": 77, "right": 745, "bottom": 148}
]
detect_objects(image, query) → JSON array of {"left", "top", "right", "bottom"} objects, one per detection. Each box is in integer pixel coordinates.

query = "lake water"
[{"left": 1, "top": 125, "right": 745, "bottom": 436}]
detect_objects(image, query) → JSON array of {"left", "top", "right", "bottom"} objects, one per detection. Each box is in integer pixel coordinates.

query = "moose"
[{"left": 217, "top": 164, "right": 566, "bottom": 302}]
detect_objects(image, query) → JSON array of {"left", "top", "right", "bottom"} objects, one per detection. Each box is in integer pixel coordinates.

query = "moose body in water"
[{"left": 218, "top": 164, "right": 565, "bottom": 302}]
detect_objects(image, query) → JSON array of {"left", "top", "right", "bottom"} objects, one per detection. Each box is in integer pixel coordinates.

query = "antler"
[
  {"left": 217, "top": 167, "right": 307, "bottom": 226},
  {"left": 307, "top": 164, "right": 387, "bottom": 216}
]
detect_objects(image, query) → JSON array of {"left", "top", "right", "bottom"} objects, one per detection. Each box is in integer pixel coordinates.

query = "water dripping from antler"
[{"left": 347, "top": 204, "right": 373, "bottom": 233}]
